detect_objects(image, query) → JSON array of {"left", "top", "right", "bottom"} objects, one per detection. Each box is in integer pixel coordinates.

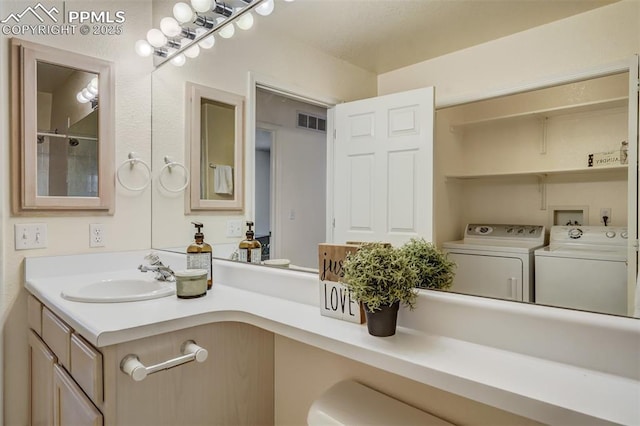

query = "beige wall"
[{"left": 0, "top": 1, "right": 153, "bottom": 424}]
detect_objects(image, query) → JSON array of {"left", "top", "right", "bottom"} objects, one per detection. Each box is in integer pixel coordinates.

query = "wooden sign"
[{"left": 318, "top": 244, "right": 365, "bottom": 324}]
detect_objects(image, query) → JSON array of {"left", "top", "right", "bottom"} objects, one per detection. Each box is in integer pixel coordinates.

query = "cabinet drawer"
[
  {"left": 70, "top": 333, "right": 103, "bottom": 406},
  {"left": 27, "top": 295, "right": 42, "bottom": 336},
  {"left": 42, "top": 308, "right": 71, "bottom": 371}
]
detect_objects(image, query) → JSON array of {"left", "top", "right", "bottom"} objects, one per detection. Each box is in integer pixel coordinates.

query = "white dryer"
[
  {"left": 443, "top": 224, "right": 546, "bottom": 302},
  {"left": 534, "top": 226, "right": 628, "bottom": 316}
]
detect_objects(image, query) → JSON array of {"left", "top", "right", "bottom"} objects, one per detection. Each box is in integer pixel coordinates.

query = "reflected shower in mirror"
[
  {"left": 36, "top": 62, "right": 99, "bottom": 198},
  {"left": 11, "top": 38, "right": 115, "bottom": 213}
]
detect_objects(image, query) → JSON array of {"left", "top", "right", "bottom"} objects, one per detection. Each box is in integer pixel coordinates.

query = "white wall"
[
  {"left": 255, "top": 147, "right": 271, "bottom": 237},
  {"left": 0, "top": 1, "right": 153, "bottom": 424}
]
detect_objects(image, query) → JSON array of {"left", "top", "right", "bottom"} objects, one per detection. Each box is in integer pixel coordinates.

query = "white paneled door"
[{"left": 332, "top": 87, "right": 435, "bottom": 246}]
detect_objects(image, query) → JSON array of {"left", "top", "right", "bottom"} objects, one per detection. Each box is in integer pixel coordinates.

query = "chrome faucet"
[{"left": 138, "top": 253, "right": 175, "bottom": 282}]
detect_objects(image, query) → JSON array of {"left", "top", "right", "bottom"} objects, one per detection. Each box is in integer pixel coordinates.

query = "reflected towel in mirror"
[{"left": 213, "top": 164, "right": 233, "bottom": 194}]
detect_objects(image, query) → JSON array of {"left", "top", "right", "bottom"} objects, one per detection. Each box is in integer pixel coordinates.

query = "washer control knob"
[
  {"left": 475, "top": 226, "right": 493, "bottom": 234},
  {"left": 621, "top": 231, "right": 628, "bottom": 239},
  {"left": 605, "top": 231, "right": 616, "bottom": 238},
  {"left": 568, "top": 228, "right": 583, "bottom": 239}
]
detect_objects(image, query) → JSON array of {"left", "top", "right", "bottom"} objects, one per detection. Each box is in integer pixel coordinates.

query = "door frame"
[{"left": 246, "top": 72, "right": 339, "bottom": 244}]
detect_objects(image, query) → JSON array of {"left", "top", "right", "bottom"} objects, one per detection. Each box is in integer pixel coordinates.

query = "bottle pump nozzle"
[{"left": 192, "top": 221, "right": 204, "bottom": 239}]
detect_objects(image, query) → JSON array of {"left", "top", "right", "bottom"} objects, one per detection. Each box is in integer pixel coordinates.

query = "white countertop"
[{"left": 25, "top": 250, "right": 640, "bottom": 426}]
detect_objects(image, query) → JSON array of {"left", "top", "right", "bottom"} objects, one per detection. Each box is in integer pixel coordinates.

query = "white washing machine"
[
  {"left": 534, "top": 226, "right": 628, "bottom": 316},
  {"left": 443, "top": 224, "right": 546, "bottom": 302}
]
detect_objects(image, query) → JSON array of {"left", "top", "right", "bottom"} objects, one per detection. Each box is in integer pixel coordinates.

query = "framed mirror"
[
  {"left": 11, "top": 38, "right": 115, "bottom": 214},
  {"left": 185, "top": 82, "right": 244, "bottom": 212}
]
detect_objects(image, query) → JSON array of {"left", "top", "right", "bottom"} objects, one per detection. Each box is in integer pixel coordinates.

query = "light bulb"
[
  {"left": 198, "top": 34, "right": 215, "bottom": 49},
  {"left": 87, "top": 84, "right": 98, "bottom": 96},
  {"left": 77, "top": 92, "right": 90, "bottom": 103},
  {"left": 160, "top": 17, "right": 182, "bottom": 37},
  {"left": 184, "top": 44, "right": 200, "bottom": 58},
  {"left": 256, "top": 0, "right": 274, "bottom": 16},
  {"left": 190, "top": 0, "right": 211, "bottom": 13},
  {"left": 236, "top": 12, "right": 254, "bottom": 30},
  {"left": 171, "top": 53, "right": 186, "bottom": 66},
  {"left": 89, "top": 77, "right": 98, "bottom": 90},
  {"left": 283, "top": 0, "right": 294, "bottom": 2},
  {"left": 146, "top": 28, "right": 167, "bottom": 48},
  {"left": 216, "top": 17, "right": 235, "bottom": 38},
  {"left": 135, "top": 39, "right": 154, "bottom": 57},
  {"left": 82, "top": 88, "right": 93, "bottom": 100},
  {"left": 173, "top": 2, "right": 194, "bottom": 23}
]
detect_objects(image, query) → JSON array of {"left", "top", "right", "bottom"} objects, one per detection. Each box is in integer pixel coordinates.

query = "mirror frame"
[
  {"left": 185, "top": 82, "right": 244, "bottom": 212},
  {"left": 10, "top": 38, "right": 115, "bottom": 214}
]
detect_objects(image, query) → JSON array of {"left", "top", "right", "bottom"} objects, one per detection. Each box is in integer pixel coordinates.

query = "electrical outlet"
[
  {"left": 600, "top": 208, "right": 611, "bottom": 224},
  {"left": 90, "top": 223, "right": 105, "bottom": 247},
  {"left": 14, "top": 223, "right": 48, "bottom": 250},
  {"left": 226, "top": 220, "right": 243, "bottom": 238}
]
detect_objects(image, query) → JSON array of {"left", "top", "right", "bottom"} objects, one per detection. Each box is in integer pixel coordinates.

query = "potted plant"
[
  {"left": 401, "top": 238, "right": 456, "bottom": 290},
  {"left": 341, "top": 243, "right": 418, "bottom": 337}
]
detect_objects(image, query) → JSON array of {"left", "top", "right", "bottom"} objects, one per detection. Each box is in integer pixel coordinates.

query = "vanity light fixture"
[
  {"left": 135, "top": 0, "right": 294, "bottom": 67},
  {"left": 77, "top": 77, "right": 99, "bottom": 105}
]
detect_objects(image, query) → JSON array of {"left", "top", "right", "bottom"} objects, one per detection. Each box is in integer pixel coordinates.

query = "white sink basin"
[{"left": 61, "top": 279, "right": 175, "bottom": 303}]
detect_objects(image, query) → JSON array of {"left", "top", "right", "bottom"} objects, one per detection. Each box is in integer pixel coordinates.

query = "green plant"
[
  {"left": 341, "top": 243, "right": 418, "bottom": 312},
  {"left": 401, "top": 238, "right": 456, "bottom": 290}
]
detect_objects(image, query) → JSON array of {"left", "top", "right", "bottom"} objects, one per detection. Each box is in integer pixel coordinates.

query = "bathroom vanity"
[{"left": 24, "top": 251, "right": 640, "bottom": 426}]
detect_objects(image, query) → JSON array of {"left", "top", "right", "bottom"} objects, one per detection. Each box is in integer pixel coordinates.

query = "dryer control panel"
[{"left": 465, "top": 224, "right": 545, "bottom": 241}]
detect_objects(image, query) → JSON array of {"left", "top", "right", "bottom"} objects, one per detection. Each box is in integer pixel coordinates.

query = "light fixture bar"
[{"left": 154, "top": 0, "right": 269, "bottom": 68}]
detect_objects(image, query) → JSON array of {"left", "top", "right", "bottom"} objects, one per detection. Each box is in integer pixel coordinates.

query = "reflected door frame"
[{"left": 246, "top": 72, "right": 339, "bottom": 246}]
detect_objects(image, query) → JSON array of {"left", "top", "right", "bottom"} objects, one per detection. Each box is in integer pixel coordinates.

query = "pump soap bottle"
[
  {"left": 187, "top": 222, "right": 213, "bottom": 289},
  {"left": 238, "top": 221, "right": 262, "bottom": 264}
]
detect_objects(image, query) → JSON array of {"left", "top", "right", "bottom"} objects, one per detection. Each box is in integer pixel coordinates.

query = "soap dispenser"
[
  {"left": 238, "top": 221, "right": 262, "bottom": 264},
  {"left": 186, "top": 222, "right": 213, "bottom": 289}
]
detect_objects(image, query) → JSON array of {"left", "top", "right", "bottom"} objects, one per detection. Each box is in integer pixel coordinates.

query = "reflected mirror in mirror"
[
  {"left": 186, "top": 82, "right": 244, "bottom": 212},
  {"left": 11, "top": 38, "right": 115, "bottom": 213},
  {"left": 36, "top": 62, "right": 99, "bottom": 197}
]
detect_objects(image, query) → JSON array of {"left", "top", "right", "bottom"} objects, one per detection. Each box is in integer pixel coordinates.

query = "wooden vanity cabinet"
[{"left": 27, "top": 294, "right": 275, "bottom": 426}]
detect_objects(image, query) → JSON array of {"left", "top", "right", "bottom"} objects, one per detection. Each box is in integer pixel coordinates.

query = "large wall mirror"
[
  {"left": 150, "top": 1, "right": 638, "bottom": 319},
  {"left": 11, "top": 38, "right": 115, "bottom": 214},
  {"left": 186, "top": 82, "right": 244, "bottom": 212}
]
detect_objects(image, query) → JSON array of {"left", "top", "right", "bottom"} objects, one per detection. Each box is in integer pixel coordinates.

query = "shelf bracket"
[
  {"left": 537, "top": 174, "right": 547, "bottom": 211},
  {"left": 540, "top": 117, "right": 548, "bottom": 155}
]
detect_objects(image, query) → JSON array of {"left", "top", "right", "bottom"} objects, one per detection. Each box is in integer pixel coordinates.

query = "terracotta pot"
[{"left": 364, "top": 301, "right": 400, "bottom": 337}]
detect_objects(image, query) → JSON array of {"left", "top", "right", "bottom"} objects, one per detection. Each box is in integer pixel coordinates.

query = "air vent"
[{"left": 297, "top": 112, "right": 326, "bottom": 133}]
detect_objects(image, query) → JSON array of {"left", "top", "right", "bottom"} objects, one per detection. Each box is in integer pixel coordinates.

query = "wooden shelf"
[
  {"left": 445, "top": 165, "right": 628, "bottom": 181},
  {"left": 449, "top": 97, "right": 628, "bottom": 130}
]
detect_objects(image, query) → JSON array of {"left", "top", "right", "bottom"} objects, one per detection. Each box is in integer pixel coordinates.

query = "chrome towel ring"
[
  {"left": 117, "top": 152, "right": 151, "bottom": 191},
  {"left": 159, "top": 156, "right": 189, "bottom": 193}
]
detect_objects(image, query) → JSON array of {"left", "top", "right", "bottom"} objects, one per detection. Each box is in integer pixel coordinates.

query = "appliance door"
[
  {"left": 535, "top": 255, "right": 627, "bottom": 316},
  {"left": 448, "top": 253, "right": 523, "bottom": 301}
]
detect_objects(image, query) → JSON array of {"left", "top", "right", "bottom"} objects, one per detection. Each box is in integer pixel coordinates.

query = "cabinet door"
[
  {"left": 53, "top": 364, "right": 102, "bottom": 426},
  {"left": 448, "top": 253, "right": 524, "bottom": 301},
  {"left": 29, "top": 330, "right": 56, "bottom": 426}
]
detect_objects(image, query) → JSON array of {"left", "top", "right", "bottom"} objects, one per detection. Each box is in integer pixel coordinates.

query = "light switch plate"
[{"left": 15, "top": 223, "right": 48, "bottom": 250}]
